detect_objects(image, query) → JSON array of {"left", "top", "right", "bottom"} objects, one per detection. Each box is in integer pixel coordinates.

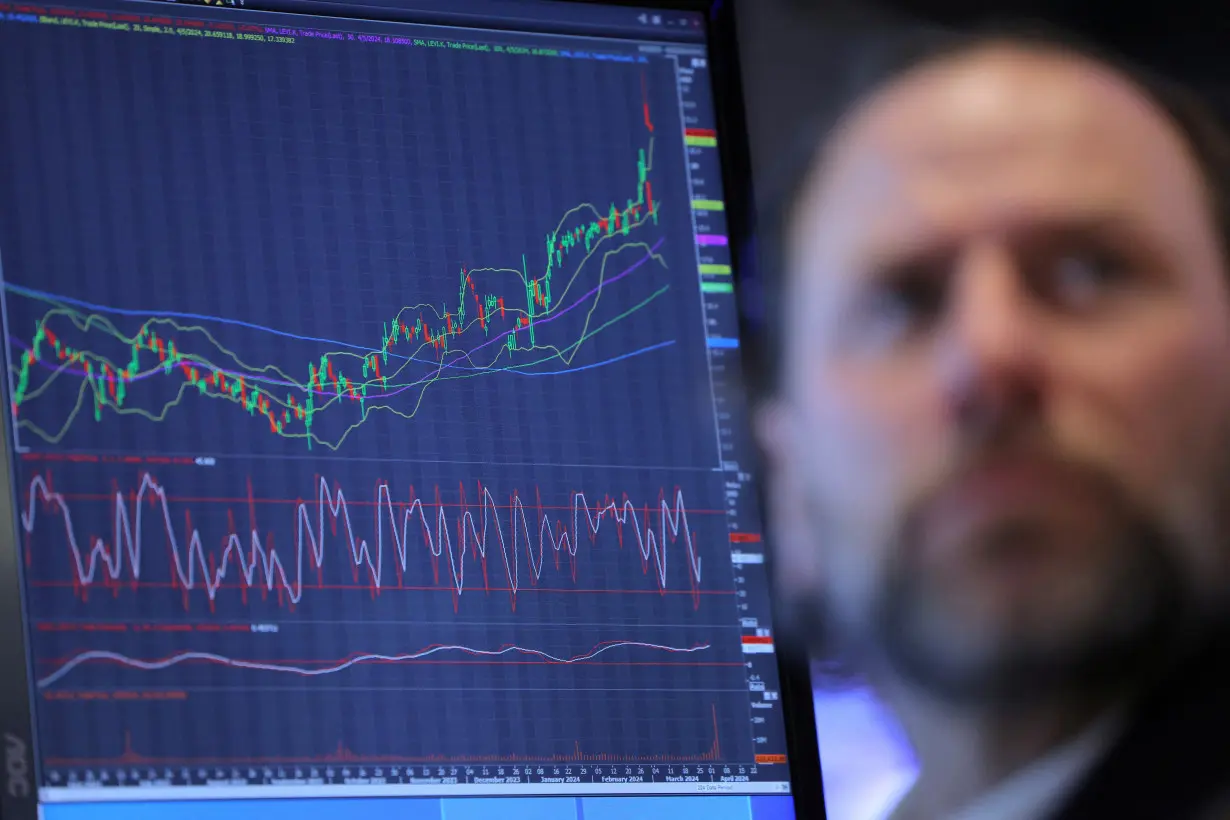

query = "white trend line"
[
  {"left": 22, "top": 474, "right": 702, "bottom": 604},
  {"left": 36, "top": 640, "right": 712, "bottom": 688}
]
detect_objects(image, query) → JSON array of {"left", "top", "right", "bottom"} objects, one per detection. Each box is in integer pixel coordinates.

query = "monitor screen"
[{"left": 0, "top": 0, "right": 802, "bottom": 818}]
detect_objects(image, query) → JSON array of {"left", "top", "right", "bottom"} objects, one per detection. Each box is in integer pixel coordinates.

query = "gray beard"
[
  {"left": 874, "top": 514, "right": 1196, "bottom": 707},
  {"left": 782, "top": 485, "right": 1219, "bottom": 708}
]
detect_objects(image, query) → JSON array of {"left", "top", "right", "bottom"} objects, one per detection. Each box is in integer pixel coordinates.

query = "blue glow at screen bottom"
[{"left": 42, "top": 795, "right": 795, "bottom": 820}]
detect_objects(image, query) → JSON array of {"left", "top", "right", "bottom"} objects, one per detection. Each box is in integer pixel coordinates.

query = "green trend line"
[
  {"left": 17, "top": 284, "right": 671, "bottom": 451},
  {"left": 13, "top": 139, "right": 669, "bottom": 451}
]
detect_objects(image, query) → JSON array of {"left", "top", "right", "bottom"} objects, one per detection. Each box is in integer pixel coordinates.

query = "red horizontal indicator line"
[
  {"left": 39, "top": 660, "right": 741, "bottom": 669},
  {"left": 23, "top": 472, "right": 709, "bottom": 612},
  {"left": 47, "top": 493, "right": 726, "bottom": 514},
  {"left": 741, "top": 636, "right": 773, "bottom": 644},
  {"left": 685, "top": 128, "right": 717, "bottom": 139},
  {"left": 728, "top": 532, "right": 761, "bottom": 543},
  {"left": 39, "top": 656, "right": 722, "bottom": 666},
  {"left": 38, "top": 623, "right": 249, "bottom": 632},
  {"left": 29, "top": 581, "right": 734, "bottom": 595}
]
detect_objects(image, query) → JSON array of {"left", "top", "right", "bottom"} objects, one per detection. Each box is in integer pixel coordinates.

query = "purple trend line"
[
  {"left": 36, "top": 641, "right": 712, "bottom": 687},
  {"left": 12, "top": 240, "right": 664, "bottom": 402},
  {"left": 431, "top": 238, "right": 664, "bottom": 369}
]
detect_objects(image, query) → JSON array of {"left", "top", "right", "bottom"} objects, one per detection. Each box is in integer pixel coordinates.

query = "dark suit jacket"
[{"left": 1048, "top": 624, "right": 1230, "bottom": 820}]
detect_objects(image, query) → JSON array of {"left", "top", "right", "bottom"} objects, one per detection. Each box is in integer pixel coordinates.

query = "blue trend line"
[
  {"left": 509, "top": 339, "right": 675, "bottom": 375},
  {"left": 4, "top": 284, "right": 377, "bottom": 354},
  {"left": 9, "top": 336, "right": 676, "bottom": 389},
  {"left": 3, "top": 240, "right": 664, "bottom": 364}
]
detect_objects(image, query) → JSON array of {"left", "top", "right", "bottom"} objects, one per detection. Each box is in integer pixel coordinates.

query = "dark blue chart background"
[
  {"left": 0, "top": 16, "right": 716, "bottom": 468},
  {"left": 0, "top": 9, "right": 761, "bottom": 779},
  {"left": 21, "top": 459, "right": 746, "bottom": 767}
]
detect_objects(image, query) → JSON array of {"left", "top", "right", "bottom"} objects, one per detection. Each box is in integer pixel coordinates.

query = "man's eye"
[
  {"left": 1043, "top": 248, "right": 1131, "bottom": 307},
  {"left": 856, "top": 277, "right": 946, "bottom": 347}
]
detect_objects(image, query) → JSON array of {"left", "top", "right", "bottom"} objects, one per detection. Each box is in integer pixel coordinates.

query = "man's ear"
[
  {"left": 753, "top": 397, "right": 830, "bottom": 653},
  {"left": 752, "top": 397, "right": 812, "bottom": 569},
  {"left": 753, "top": 397, "right": 790, "bottom": 466}
]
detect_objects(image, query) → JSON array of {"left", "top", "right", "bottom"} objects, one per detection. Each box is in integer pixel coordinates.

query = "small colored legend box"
[
  {"left": 742, "top": 635, "right": 775, "bottom": 654},
  {"left": 692, "top": 198, "right": 725, "bottom": 211},
  {"left": 698, "top": 263, "right": 732, "bottom": 275},
  {"left": 696, "top": 234, "right": 728, "bottom": 246},
  {"left": 701, "top": 281, "right": 733, "bottom": 294},
  {"left": 685, "top": 127, "right": 718, "bottom": 148}
]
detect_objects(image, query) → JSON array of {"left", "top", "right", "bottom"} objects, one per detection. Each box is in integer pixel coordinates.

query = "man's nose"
[{"left": 937, "top": 240, "right": 1045, "bottom": 432}]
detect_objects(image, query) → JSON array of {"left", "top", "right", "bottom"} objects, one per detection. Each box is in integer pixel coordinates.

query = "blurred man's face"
[{"left": 760, "top": 45, "right": 1230, "bottom": 703}]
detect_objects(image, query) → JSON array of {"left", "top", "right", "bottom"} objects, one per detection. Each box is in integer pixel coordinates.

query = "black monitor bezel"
[{"left": 0, "top": 1, "right": 826, "bottom": 817}]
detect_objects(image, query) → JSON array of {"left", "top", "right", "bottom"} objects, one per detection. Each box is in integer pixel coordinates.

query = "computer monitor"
[{"left": 0, "top": 0, "right": 823, "bottom": 817}]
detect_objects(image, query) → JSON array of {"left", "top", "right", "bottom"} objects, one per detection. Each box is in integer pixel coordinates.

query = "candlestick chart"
[
  {"left": 0, "top": 12, "right": 719, "bottom": 469},
  {"left": 0, "top": 16, "right": 756, "bottom": 786},
  {"left": 6, "top": 138, "right": 683, "bottom": 460}
]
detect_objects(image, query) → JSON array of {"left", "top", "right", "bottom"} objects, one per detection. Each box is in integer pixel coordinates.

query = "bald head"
[{"left": 759, "top": 41, "right": 1230, "bottom": 704}]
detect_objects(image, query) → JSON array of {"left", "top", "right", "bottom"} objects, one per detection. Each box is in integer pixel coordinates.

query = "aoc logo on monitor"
[{"left": 4, "top": 732, "right": 30, "bottom": 798}]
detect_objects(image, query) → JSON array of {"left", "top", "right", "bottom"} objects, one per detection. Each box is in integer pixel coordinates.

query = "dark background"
[
  {"left": 728, "top": 0, "right": 1230, "bottom": 426},
  {"left": 736, "top": 0, "right": 1230, "bottom": 215},
  {"left": 0, "top": 13, "right": 752, "bottom": 776},
  {"left": 731, "top": 4, "right": 1230, "bottom": 817}
]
